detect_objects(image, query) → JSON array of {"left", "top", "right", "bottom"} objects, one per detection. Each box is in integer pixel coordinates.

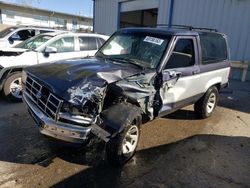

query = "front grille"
[{"left": 25, "top": 76, "right": 63, "bottom": 120}]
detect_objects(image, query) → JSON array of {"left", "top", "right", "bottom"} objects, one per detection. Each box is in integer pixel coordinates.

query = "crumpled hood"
[
  {"left": 0, "top": 48, "right": 27, "bottom": 56},
  {"left": 26, "top": 57, "right": 143, "bottom": 102}
]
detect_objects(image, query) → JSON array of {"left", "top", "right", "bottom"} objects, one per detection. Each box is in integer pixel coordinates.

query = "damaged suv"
[{"left": 22, "top": 26, "right": 230, "bottom": 165}]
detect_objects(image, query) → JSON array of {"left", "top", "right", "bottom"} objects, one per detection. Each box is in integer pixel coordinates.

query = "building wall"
[
  {"left": 94, "top": 0, "right": 162, "bottom": 35},
  {"left": 0, "top": 3, "right": 93, "bottom": 31},
  {"left": 94, "top": 0, "right": 119, "bottom": 35},
  {"left": 171, "top": 0, "right": 250, "bottom": 62}
]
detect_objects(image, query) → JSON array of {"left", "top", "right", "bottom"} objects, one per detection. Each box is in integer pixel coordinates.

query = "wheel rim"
[
  {"left": 122, "top": 125, "right": 139, "bottom": 155},
  {"left": 206, "top": 93, "right": 216, "bottom": 114},
  {"left": 9, "top": 77, "right": 22, "bottom": 99}
]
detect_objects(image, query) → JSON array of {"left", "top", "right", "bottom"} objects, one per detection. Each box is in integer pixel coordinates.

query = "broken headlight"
[
  {"left": 61, "top": 100, "right": 98, "bottom": 118},
  {"left": 60, "top": 102, "right": 96, "bottom": 125}
]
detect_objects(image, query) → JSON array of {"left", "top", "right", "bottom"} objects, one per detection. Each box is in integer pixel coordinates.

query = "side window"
[
  {"left": 200, "top": 33, "right": 227, "bottom": 64},
  {"left": 165, "top": 39, "right": 195, "bottom": 69},
  {"left": 78, "top": 37, "right": 98, "bottom": 51},
  {"left": 79, "top": 37, "right": 88, "bottom": 51},
  {"left": 11, "top": 29, "right": 35, "bottom": 41},
  {"left": 97, "top": 38, "right": 105, "bottom": 48},
  {"left": 49, "top": 37, "right": 75, "bottom": 53},
  {"left": 88, "top": 37, "right": 98, "bottom": 50}
]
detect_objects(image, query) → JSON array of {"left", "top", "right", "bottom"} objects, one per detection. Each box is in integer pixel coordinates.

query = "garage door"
[{"left": 120, "top": 0, "right": 159, "bottom": 12}]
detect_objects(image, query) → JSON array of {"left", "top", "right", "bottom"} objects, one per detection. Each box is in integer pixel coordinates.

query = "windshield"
[
  {"left": 15, "top": 35, "right": 52, "bottom": 50},
  {"left": 97, "top": 32, "right": 170, "bottom": 69},
  {"left": 0, "top": 27, "right": 17, "bottom": 38}
]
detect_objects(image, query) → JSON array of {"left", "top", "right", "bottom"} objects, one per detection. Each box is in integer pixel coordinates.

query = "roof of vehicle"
[
  {"left": 9, "top": 25, "right": 59, "bottom": 30},
  {"left": 118, "top": 26, "right": 225, "bottom": 37},
  {"left": 41, "top": 31, "right": 109, "bottom": 38}
]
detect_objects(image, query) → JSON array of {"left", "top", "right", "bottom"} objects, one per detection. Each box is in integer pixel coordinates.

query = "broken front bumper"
[{"left": 23, "top": 92, "right": 92, "bottom": 143}]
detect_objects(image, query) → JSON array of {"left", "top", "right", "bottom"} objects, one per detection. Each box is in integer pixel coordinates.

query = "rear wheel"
[
  {"left": 194, "top": 86, "right": 219, "bottom": 119},
  {"left": 106, "top": 114, "right": 141, "bottom": 166},
  {"left": 3, "top": 72, "right": 23, "bottom": 102}
]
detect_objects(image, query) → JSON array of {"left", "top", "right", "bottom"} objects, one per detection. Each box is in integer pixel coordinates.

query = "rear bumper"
[{"left": 23, "top": 92, "right": 91, "bottom": 143}]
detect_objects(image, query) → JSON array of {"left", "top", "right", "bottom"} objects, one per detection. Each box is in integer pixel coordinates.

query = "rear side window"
[
  {"left": 88, "top": 37, "right": 98, "bottom": 50},
  {"left": 200, "top": 33, "right": 227, "bottom": 64},
  {"left": 79, "top": 37, "right": 88, "bottom": 51},
  {"left": 79, "top": 37, "right": 98, "bottom": 51}
]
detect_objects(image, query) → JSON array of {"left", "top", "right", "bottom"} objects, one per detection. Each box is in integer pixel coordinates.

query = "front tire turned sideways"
[
  {"left": 194, "top": 86, "right": 219, "bottom": 119},
  {"left": 106, "top": 114, "right": 142, "bottom": 166}
]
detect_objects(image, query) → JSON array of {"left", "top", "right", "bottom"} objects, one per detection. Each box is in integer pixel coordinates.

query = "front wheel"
[
  {"left": 106, "top": 115, "right": 141, "bottom": 166},
  {"left": 194, "top": 86, "right": 219, "bottom": 119},
  {"left": 3, "top": 72, "right": 23, "bottom": 102}
]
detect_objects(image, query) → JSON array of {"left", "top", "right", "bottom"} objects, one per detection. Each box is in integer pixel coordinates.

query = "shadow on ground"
[
  {"left": 52, "top": 135, "right": 250, "bottom": 188},
  {"left": 218, "top": 80, "right": 250, "bottom": 114},
  {"left": 165, "top": 109, "right": 198, "bottom": 120}
]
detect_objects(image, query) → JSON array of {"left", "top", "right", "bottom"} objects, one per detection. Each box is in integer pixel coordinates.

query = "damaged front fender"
[{"left": 91, "top": 103, "right": 142, "bottom": 142}]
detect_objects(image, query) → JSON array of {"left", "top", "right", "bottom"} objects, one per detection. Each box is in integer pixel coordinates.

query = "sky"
[{"left": 3, "top": 0, "right": 93, "bottom": 17}]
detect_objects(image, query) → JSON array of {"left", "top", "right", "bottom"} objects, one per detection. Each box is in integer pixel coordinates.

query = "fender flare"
[
  {"left": 91, "top": 103, "right": 142, "bottom": 142},
  {"left": 0, "top": 66, "right": 27, "bottom": 89}
]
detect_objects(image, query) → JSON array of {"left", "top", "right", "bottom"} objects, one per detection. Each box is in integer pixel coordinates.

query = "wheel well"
[
  {"left": 102, "top": 84, "right": 141, "bottom": 110},
  {"left": 214, "top": 83, "right": 221, "bottom": 91},
  {"left": 0, "top": 68, "right": 23, "bottom": 89}
]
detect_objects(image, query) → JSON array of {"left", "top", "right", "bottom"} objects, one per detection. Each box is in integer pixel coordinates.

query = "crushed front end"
[{"left": 22, "top": 73, "right": 95, "bottom": 143}]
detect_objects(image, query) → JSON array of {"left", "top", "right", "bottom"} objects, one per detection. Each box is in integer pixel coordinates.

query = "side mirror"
[
  {"left": 162, "top": 70, "right": 181, "bottom": 88},
  {"left": 44, "top": 46, "right": 57, "bottom": 57},
  {"left": 8, "top": 37, "right": 14, "bottom": 44}
]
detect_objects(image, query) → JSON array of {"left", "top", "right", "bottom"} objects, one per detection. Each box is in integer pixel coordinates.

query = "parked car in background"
[
  {"left": 22, "top": 26, "right": 231, "bottom": 165},
  {"left": 0, "top": 26, "right": 58, "bottom": 48},
  {"left": 0, "top": 31, "right": 109, "bottom": 102}
]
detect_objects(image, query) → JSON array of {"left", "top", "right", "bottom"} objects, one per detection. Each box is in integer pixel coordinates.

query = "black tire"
[
  {"left": 106, "top": 113, "right": 142, "bottom": 166},
  {"left": 194, "top": 86, "right": 219, "bottom": 119},
  {"left": 3, "top": 72, "right": 23, "bottom": 102}
]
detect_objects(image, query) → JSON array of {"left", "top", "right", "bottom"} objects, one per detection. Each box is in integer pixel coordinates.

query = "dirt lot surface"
[{"left": 0, "top": 80, "right": 249, "bottom": 188}]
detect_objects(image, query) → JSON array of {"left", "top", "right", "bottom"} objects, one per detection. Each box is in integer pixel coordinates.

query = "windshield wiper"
[{"left": 108, "top": 57, "right": 145, "bottom": 70}]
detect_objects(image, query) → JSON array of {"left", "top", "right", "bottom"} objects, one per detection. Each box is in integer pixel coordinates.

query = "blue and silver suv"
[{"left": 22, "top": 26, "right": 231, "bottom": 165}]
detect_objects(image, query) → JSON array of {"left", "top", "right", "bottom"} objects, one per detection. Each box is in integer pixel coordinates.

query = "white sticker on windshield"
[{"left": 143, "top": 36, "right": 164, "bottom": 45}]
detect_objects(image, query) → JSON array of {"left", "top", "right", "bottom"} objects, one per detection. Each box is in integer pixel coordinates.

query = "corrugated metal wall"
[
  {"left": 172, "top": 0, "right": 250, "bottom": 62},
  {"left": 94, "top": 0, "right": 119, "bottom": 35}
]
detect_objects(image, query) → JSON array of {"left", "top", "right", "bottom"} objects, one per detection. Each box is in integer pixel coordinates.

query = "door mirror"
[
  {"left": 9, "top": 33, "right": 21, "bottom": 44},
  {"left": 44, "top": 46, "right": 57, "bottom": 57},
  {"left": 8, "top": 37, "right": 14, "bottom": 44},
  {"left": 162, "top": 70, "right": 181, "bottom": 88}
]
